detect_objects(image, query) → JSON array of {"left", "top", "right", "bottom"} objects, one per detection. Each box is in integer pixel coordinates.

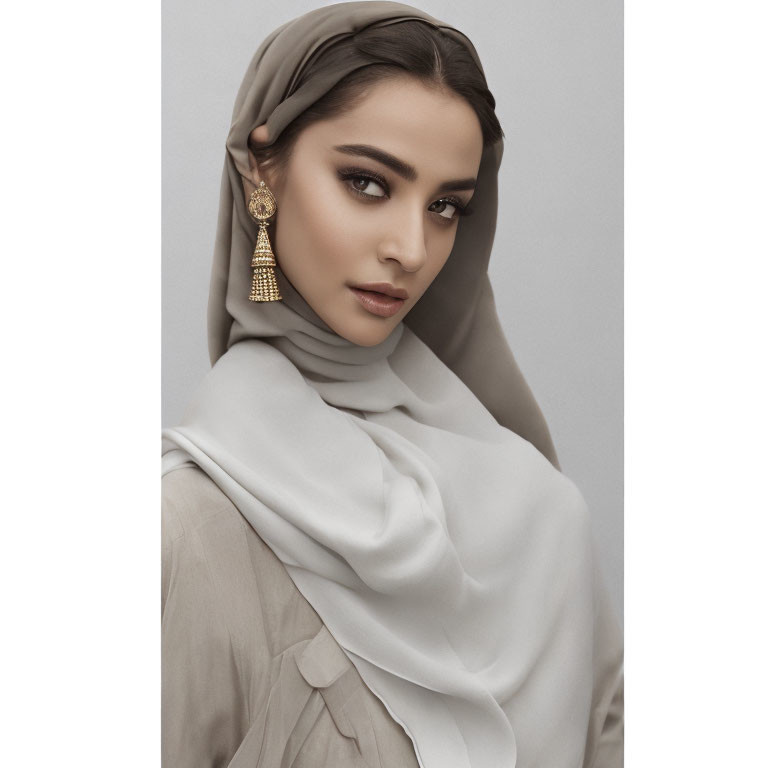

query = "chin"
[
  {"left": 353, "top": 328, "right": 396, "bottom": 347},
  {"left": 329, "top": 314, "right": 398, "bottom": 347}
]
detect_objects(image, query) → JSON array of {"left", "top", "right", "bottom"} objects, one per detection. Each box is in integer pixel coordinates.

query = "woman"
[{"left": 161, "top": 3, "right": 623, "bottom": 767}]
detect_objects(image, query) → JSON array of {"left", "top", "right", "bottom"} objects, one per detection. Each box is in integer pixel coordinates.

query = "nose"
[{"left": 377, "top": 205, "right": 428, "bottom": 273}]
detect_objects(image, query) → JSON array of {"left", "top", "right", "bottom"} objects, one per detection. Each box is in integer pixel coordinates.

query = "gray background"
[{"left": 162, "top": 0, "right": 623, "bottom": 619}]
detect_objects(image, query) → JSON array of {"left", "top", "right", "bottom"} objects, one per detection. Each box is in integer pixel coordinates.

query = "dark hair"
[{"left": 249, "top": 20, "right": 504, "bottom": 175}]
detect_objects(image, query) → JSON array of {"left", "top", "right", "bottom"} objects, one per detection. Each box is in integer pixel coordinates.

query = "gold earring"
[{"left": 247, "top": 180, "right": 282, "bottom": 302}]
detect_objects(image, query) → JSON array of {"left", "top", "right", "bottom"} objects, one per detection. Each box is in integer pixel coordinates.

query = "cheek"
[{"left": 282, "top": 177, "right": 373, "bottom": 280}]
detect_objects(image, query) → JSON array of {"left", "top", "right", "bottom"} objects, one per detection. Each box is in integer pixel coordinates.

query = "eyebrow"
[{"left": 332, "top": 144, "right": 477, "bottom": 192}]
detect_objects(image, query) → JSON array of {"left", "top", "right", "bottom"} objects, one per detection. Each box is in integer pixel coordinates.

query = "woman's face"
[{"left": 248, "top": 76, "right": 484, "bottom": 347}]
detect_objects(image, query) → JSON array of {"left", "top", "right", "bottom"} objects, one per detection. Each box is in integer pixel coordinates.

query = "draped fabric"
[{"left": 162, "top": 3, "right": 622, "bottom": 766}]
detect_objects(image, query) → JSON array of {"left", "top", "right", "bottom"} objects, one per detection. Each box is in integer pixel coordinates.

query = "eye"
[
  {"left": 338, "top": 169, "right": 389, "bottom": 200},
  {"left": 429, "top": 199, "right": 459, "bottom": 220},
  {"left": 348, "top": 175, "right": 387, "bottom": 198}
]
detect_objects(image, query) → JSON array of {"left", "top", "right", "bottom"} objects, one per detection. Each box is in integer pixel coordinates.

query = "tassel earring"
[{"left": 247, "top": 180, "right": 282, "bottom": 302}]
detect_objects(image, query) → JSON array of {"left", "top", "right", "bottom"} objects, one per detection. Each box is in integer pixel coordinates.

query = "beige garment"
[{"left": 162, "top": 464, "right": 421, "bottom": 768}]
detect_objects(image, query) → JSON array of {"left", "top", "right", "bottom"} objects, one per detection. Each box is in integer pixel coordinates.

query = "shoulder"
[
  {"left": 161, "top": 465, "right": 259, "bottom": 604},
  {"left": 161, "top": 465, "right": 244, "bottom": 612},
  {"left": 162, "top": 464, "right": 236, "bottom": 541},
  {"left": 161, "top": 465, "right": 281, "bottom": 693},
  {"left": 161, "top": 465, "right": 323, "bottom": 655},
  {"left": 161, "top": 465, "right": 286, "bottom": 594}
]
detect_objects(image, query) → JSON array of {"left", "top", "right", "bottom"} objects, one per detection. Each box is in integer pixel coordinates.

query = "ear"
[{"left": 247, "top": 124, "right": 273, "bottom": 186}]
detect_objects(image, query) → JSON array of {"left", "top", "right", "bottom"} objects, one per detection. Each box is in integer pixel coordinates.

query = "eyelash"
[{"left": 337, "top": 167, "right": 474, "bottom": 222}]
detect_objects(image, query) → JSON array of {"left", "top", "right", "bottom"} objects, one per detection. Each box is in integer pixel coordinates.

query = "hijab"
[{"left": 162, "top": 3, "right": 622, "bottom": 766}]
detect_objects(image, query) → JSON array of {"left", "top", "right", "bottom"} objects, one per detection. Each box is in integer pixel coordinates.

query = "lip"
[
  {"left": 352, "top": 282, "right": 409, "bottom": 300},
  {"left": 349, "top": 287, "right": 406, "bottom": 318}
]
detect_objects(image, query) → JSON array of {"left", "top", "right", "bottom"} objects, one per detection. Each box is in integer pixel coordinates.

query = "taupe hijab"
[
  {"left": 162, "top": 3, "right": 623, "bottom": 766},
  {"left": 208, "top": 0, "right": 559, "bottom": 467}
]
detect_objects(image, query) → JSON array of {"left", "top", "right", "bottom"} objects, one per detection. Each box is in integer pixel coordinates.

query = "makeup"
[{"left": 350, "top": 287, "right": 405, "bottom": 318}]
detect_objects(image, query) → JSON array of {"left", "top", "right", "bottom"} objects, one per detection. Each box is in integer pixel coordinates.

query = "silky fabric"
[{"left": 162, "top": 3, "right": 623, "bottom": 767}]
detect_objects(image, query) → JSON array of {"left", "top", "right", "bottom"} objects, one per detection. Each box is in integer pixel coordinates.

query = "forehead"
[{"left": 301, "top": 77, "right": 484, "bottom": 177}]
